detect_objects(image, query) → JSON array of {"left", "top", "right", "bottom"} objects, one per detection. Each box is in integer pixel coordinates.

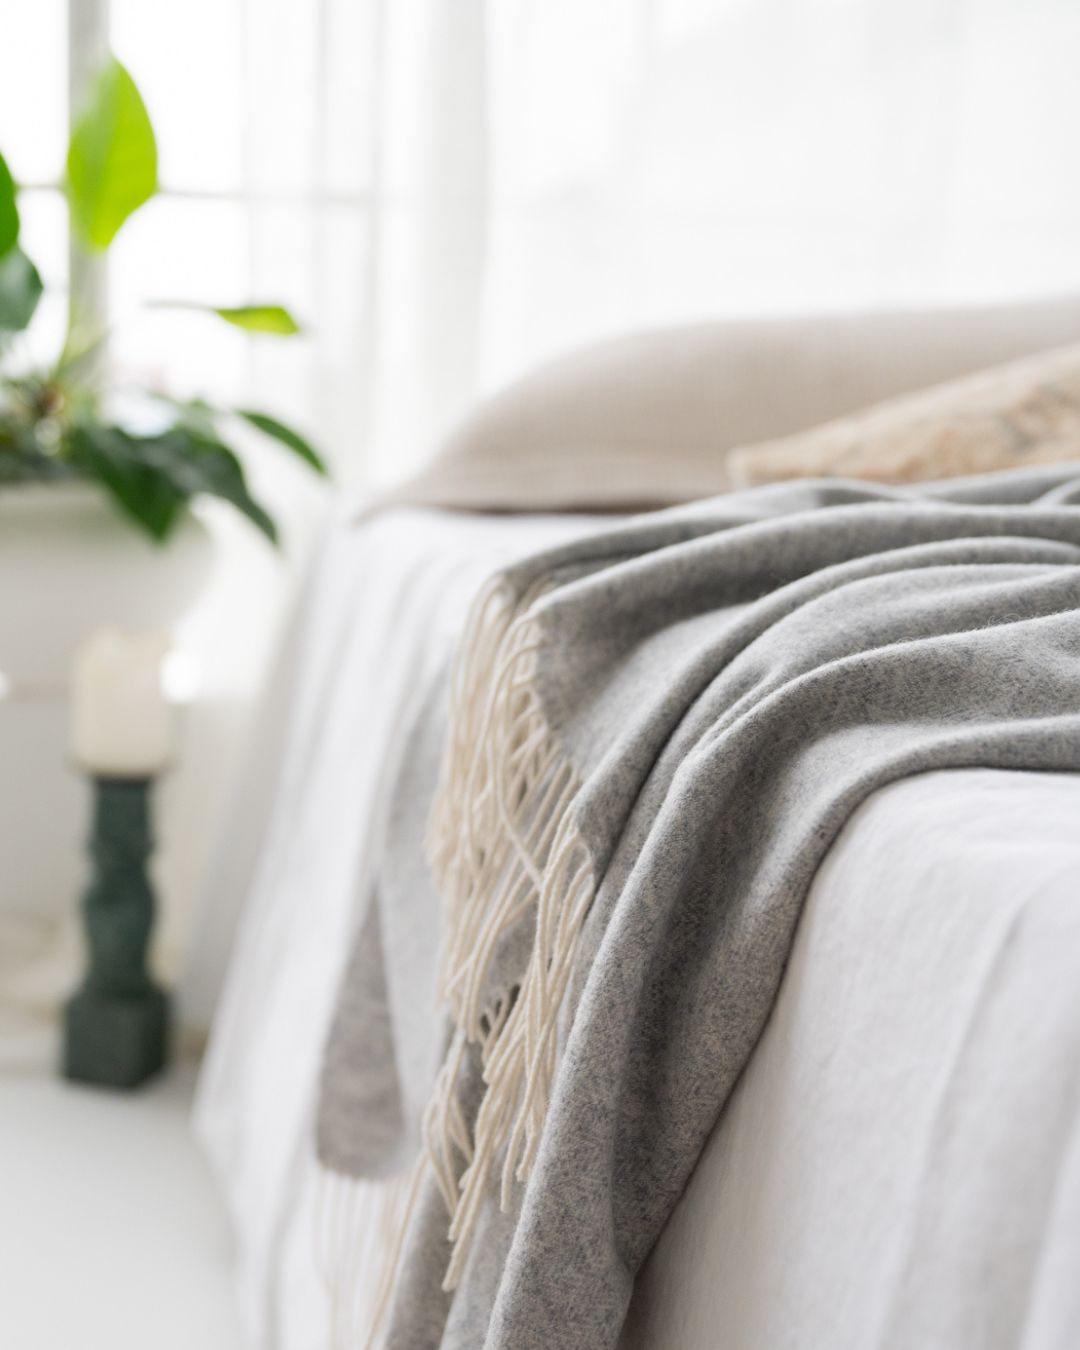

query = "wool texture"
[{"left": 318, "top": 466, "right": 1080, "bottom": 1348}]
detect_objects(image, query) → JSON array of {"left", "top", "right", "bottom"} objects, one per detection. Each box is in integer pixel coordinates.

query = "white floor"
[{"left": 0, "top": 1059, "right": 242, "bottom": 1350}]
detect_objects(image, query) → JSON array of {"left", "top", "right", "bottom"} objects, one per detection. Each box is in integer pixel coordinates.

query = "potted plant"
[{"left": 0, "top": 57, "right": 327, "bottom": 684}]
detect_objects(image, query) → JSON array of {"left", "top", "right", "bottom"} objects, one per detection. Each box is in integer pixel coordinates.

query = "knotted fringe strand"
[
  {"left": 422, "top": 571, "right": 597, "bottom": 1291},
  {"left": 354, "top": 1007, "right": 521, "bottom": 1345},
  {"left": 315, "top": 572, "right": 595, "bottom": 1345}
]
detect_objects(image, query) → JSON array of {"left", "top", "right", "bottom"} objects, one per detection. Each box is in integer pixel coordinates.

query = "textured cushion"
[
  {"left": 728, "top": 342, "right": 1080, "bottom": 488},
  {"left": 375, "top": 297, "right": 1080, "bottom": 513}
]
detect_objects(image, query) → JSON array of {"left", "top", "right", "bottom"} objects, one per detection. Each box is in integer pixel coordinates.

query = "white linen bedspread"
[
  {"left": 193, "top": 508, "right": 595, "bottom": 1348},
  {"left": 196, "top": 508, "right": 1080, "bottom": 1349}
]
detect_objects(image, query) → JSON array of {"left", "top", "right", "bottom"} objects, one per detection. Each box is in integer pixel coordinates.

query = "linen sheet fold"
[{"left": 318, "top": 465, "right": 1080, "bottom": 1349}]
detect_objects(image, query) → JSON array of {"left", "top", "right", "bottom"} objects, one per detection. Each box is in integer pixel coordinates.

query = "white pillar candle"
[{"left": 70, "top": 628, "right": 175, "bottom": 777}]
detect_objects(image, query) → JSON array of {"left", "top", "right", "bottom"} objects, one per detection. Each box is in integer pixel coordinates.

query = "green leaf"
[
  {"left": 166, "top": 429, "right": 278, "bottom": 540},
  {"left": 67, "top": 421, "right": 280, "bottom": 545},
  {"left": 236, "top": 409, "right": 327, "bottom": 474},
  {"left": 151, "top": 300, "right": 302, "bottom": 335},
  {"left": 208, "top": 304, "right": 302, "bottom": 335},
  {"left": 67, "top": 57, "right": 158, "bottom": 251},
  {"left": 0, "top": 151, "right": 19, "bottom": 256},
  {"left": 0, "top": 413, "right": 65, "bottom": 484},
  {"left": 67, "top": 424, "right": 187, "bottom": 540},
  {"left": 0, "top": 247, "right": 43, "bottom": 332}
]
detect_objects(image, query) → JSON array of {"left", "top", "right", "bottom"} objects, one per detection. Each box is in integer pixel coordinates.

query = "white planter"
[{"left": 0, "top": 482, "right": 215, "bottom": 686}]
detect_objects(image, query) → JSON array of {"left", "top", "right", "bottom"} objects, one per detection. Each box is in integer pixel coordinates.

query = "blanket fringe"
[{"left": 424, "top": 573, "right": 595, "bottom": 1289}]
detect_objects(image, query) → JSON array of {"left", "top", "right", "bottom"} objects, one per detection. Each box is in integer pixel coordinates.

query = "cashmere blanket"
[{"left": 318, "top": 466, "right": 1080, "bottom": 1349}]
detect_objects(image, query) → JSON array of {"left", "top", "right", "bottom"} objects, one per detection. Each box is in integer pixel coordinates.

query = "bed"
[{"left": 191, "top": 298, "right": 1080, "bottom": 1349}]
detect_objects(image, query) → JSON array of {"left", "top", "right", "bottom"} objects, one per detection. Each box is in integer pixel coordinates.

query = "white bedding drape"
[{"left": 191, "top": 509, "right": 595, "bottom": 1346}]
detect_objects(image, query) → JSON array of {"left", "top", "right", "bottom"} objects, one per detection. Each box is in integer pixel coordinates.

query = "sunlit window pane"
[
  {"left": 0, "top": 0, "right": 67, "bottom": 185},
  {"left": 110, "top": 0, "right": 245, "bottom": 193},
  {"left": 247, "top": 203, "right": 370, "bottom": 467},
  {"left": 16, "top": 190, "right": 68, "bottom": 289},
  {"left": 107, "top": 197, "right": 250, "bottom": 401},
  {"left": 8, "top": 191, "right": 69, "bottom": 368},
  {"left": 244, "top": 0, "right": 320, "bottom": 196},
  {"left": 322, "top": 0, "right": 380, "bottom": 197}
]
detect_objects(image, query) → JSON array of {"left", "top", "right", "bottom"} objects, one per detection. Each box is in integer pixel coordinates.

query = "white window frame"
[{"left": 67, "top": 0, "right": 110, "bottom": 335}]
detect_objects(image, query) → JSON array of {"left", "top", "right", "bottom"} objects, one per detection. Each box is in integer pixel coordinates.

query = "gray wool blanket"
[{"left": 317, "top": 465, "right": 1080, "bottom": 1349}]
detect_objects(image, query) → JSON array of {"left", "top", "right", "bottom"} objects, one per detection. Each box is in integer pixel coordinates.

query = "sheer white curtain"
[
  {"left": 479, "top": 0, "right": 1080, "bottom": 384},
  {"left": 222, "top": 0, "right": 1080, "bottom": 474},
  {"left": 109, "top": 0, "right": 1080, "bottom": 495},
  {"left": 103, "top": 0, "right": 488, "bottom": 498},
  {"left": 87, "top": 0, "right": 1075, "bottom": 515}
]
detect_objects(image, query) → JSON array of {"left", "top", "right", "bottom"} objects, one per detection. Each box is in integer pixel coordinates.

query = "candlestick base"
[
  {"left": 61, "top": 776, "right": 171, "bottom": 1090},
  {"left": 63, "top": 987, "right": 169, "bottom": 1089}
]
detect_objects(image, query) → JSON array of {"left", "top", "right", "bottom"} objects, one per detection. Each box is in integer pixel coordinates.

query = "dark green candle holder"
[{"left": 63, "top": 776, "right": 170, "bottom": 1089}]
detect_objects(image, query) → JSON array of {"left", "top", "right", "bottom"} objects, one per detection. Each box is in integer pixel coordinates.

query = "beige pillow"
[
  {"left": 729, "top": 342, "right": 1080, "bottom": 489},
  {"left": 371, "top": 298, "right": 1080, "bottom": 515}
]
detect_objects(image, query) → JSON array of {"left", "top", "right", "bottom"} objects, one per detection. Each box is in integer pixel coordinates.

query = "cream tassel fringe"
[
  {"left": 317, "top": 573, "right": 595, "bottom": 1344},
  {"left": 423, "top": 573, "right": 596, "bottom": 1290}
]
